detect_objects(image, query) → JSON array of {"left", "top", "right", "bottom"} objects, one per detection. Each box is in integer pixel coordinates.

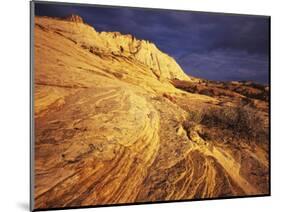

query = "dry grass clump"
[
  {"left": 182, "top": 108, "right": 205, "bottom": 135},
  {"left": 183, "top": 106, "right": 268, "bottom": 142},
  {"left": 202, "top": 106, "right": 268, "bottom": 140}
]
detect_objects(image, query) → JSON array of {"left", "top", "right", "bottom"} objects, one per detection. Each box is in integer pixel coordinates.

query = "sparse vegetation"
[
  {"left": 182, "top": 108, "right": 205, "bottom": 135},
  {"left": 183, "top": 105, "right": 268, "bottom": 142},
  {"left": 202, "top": 106, "right": 267, "bottom": 140}
]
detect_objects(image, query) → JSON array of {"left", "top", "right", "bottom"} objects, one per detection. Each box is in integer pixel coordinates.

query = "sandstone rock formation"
[
  {"left": 65, "top": 14, "right": 84, "bottom": 23},
  {"left": 33, "top": 15, "right": 269, "bottom": 210}
]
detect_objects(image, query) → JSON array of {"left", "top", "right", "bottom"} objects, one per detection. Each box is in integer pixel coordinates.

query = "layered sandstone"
[{"left": 33, "top": 15, "right": 269, "bottom": 210}]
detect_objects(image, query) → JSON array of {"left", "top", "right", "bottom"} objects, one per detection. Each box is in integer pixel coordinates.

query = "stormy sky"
[{"left": 34, "top": 2, "right": 270, "bottom": 84}]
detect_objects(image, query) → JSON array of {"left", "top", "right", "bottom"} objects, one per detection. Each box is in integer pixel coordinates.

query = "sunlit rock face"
[
  {"left": 33, "top": 15, "right": 269, "bottom": 210},
  {"left": 65, "top": 14, "right": 84, "bottom": 23}
]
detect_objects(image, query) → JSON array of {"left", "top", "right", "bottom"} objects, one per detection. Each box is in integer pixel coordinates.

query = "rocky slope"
[{"left": 34, "top": 15, "right": 269, "bottom": 210}]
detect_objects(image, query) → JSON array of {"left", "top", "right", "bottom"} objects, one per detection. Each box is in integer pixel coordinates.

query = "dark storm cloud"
[
  {"left": 35, "top": 2, "right": 270, "bottom": 84},
  {"left": 179, "top": 49, "right": 268, "bottom": 83}
]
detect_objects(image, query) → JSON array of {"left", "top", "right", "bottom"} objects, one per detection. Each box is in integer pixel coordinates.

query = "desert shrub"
[
  {"left": 189, "top": 109, "right": 204, "bottom": 123},
  {"left": 202, "top": 106, "right": 268, "bottom": 140},
  {"left": 182, "top": 105, "right": 268, "bottom": 143},
  {"left": 182, "top": 107, "right": 205, "bottom": 134}
]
